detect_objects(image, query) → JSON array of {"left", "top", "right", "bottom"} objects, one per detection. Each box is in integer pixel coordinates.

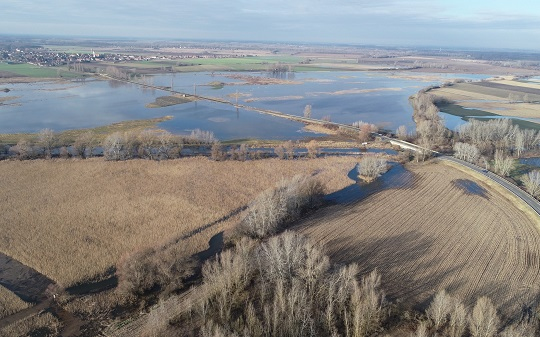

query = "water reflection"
[
  {"left": 0, "top": 71, "right": 489, "bottom": 140},
  {"left": 326, "top": 163, "right": 414, "bottom": 204}
]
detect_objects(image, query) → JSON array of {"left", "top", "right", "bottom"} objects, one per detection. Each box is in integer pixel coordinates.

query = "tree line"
[
  {"left": 2, "top": 129, "right": 327, "bottom": 162},
  {"left": 407, "top": 88, "right": 540, "bottom": 199}
]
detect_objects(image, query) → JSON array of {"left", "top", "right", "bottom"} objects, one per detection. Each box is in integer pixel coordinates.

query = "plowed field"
[{"left": 297, "top": 160, "right": 540, "bottom": 319}]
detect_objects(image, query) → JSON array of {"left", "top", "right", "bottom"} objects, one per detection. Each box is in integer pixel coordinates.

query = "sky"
[{"left": 2, "top": 0, "right": 540, "bottom": 50}]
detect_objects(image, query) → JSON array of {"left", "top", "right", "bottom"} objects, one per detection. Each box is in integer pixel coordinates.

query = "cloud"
[{"left": 1, "top": 0, "right": 539, "bottom": 49}]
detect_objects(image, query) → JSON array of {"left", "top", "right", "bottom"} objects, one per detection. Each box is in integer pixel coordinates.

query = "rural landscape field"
[
  {"left": 2, "top": 1, "right": 540, "bottom": 336},
  {"left": 298, "top": 160, "right": 540, "bottom": 319}
]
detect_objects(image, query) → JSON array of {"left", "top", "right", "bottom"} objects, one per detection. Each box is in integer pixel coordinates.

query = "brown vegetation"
[
  {"left": 158, "top": 231, "right": 385, "bottom": 337},
  {"left": 0, "top": 311, "right": 61, "bottom": 337},
  {"left": 0, "top": 285, "right": 30, "bottom": 319},
  {"left": 0, "top": 156, "right": 358, "bottom": 287},
  {"left": 296, "top": 160, "right": 540, "bottom": 320},
  {"left": 145, "top": 94, "right": 196, "bottom": 108}
]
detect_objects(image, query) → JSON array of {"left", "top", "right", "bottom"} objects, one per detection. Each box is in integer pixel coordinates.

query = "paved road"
[{"left": 441, "top": 156, "right": 540, "bottom": 216}]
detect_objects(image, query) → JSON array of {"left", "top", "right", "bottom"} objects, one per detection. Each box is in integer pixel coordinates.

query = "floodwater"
[
  {"left": 0, "top": 71, "right": 487, "bottom": 141},
  {"left": 520, "top": 157, "right": 540, "bottom": 167},
  {"left": 325, "top": 163, "right": 415, "bottom": 204}
]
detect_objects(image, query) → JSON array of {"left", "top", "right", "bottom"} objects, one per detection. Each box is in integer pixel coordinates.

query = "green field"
[
  {"left": 0, "top": 62, "right": 79, "bottom": 78},
  {"left": 438, "top": 103, "right": 497, "bottom": 117}
]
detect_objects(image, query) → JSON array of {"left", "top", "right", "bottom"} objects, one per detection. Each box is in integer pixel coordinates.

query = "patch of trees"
[
  {"left": 453, "top": 119, "right": 540, "bottom": 178},
  {"left": 3, "top": 128, "right": 218, "bottom": 161},
  {"left": 237, "top": 175, "right": 325, "bottom": 239},
  {"left": 412, "top": 289, "right": 536, "bottom": 337},
  {"left": 522, "top": 170, "right": 540, "bottom": 198},
  {"left": 352, "top": 120, "right": 379, "bottom": 142},
  {"left": 358, "top": 155, "right": 388, "bottom": 182},
  {"left": 409, "top": 91, "right": 449, "bottom": 150},
  {"left": 116, "top": 242, "right": 196, "bottom": 297},
  {"left": 456, "top": 119, "right": 539, "bottom": 157},
  {"left": 177, "top": 231, "right": 386, "bottom": 337}
]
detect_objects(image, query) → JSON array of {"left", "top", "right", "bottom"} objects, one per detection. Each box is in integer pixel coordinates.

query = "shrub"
[
  {"left": 358, "top": 155, "right": 388, "bottom": 181},
  {"left": 237, "top": 175, "right": 325, "bottom": 239}
]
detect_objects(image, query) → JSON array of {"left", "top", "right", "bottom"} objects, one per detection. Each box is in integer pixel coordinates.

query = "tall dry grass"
[
  {"left": 0, "top": 285, "right": 31, "bottom": 319},
  {"left": 0, "top": 156, "right": 358, "bottom": 287},
  {"left": 0, "top": 311, "right": 61, "bottom": 337}
]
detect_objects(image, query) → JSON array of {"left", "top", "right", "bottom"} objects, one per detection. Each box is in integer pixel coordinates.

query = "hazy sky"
[{"left": 2, "top": 0, "right": 540, "bottom": 50}]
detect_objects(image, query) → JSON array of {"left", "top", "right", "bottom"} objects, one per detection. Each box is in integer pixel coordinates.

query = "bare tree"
[
  {"left": 469, "top": 296, "right": 499, "bottom": 337},
  {"left": 427, "top": 289, "right": 452, "bottom": 329},
  {"left": 493, "top": 150, "right": 514, "bottom": 176},
  {"left": 238, "top": 175, "right": 324, "bottom": 239},
  {"left": 514, "top": 129, "right": 525, "bottom": 157},
  {"left": 522, "top": 170, "right": 540, "bottom": 198},
  {"left": 10, "top": 139, "right": 33, "bottom": 160},
  {"left": 453, "top": 142, "right": 480, "bottom": 163},
  {"left": 156, "top": 131, "right": 176, "bottom": 160},
  {"left": 138, "top": 129, "right": 158, "bottom": 160},
  {"left": 103, "top": 132, "right": 125, "bottom": 161},
  {"left": 274, "top": 144, "right": 286, "bottom": 160},
  {"left": 59, "top": 146, "right": 70, "bottom": 159},
  {"left": 359, "top": 155, "right": 388, "bottom": 181},
  {"left": 233, "top": 144, "right": 249, "bottom": 161},
  {"left": 190, "top": 129, "right": 217, "bottom": 145},
  {"left": 396, "top": 125, "right": 408, "bottom": 140},
  {"left": 38, "top": 128, "right": 56, "bottom": 159},
  {"left": 211, "top": 142, "right": 225, "bottom": 161},
  {"left": 73, "top": 131, "right": 96, "bottom": 159},
  {"left": 447, "top": 298, "right": 467, "bottom": 337},
  {"left": 284, "top": 140, "right": 294, "bottom": 160},
  {"left": 303, "top": 104, "right": 312, "bottom": 118},
  {"left": 306, "top": 140, "right": 319, "bottom": 159}
]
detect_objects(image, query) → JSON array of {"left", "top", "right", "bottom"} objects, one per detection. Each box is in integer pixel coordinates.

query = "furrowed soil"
[
  {"left": 296, "top": 160, "right": 540, "bottom": 319},
  {"left": 0, "top": 156, "right": 358, "bottom": 287}
]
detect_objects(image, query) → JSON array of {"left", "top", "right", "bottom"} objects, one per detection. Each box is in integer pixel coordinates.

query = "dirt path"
[
  {"left": 0, "top": 252, "right": 85, "bottom": 336},
  {"left": 0, "top": 299, "right": 51, "bottom": 328}
]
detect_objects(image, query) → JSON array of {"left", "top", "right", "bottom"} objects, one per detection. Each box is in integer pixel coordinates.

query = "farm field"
[
  {"left": 0, "top": 62, "right": 78, "bottom": 79},
  {"left": 0, "top": 156, "right": 359, "bottom": 287},
  {"left": 432, "top": 80, "right": 540, "bottom": 119},
  {"left": 296, "top": 160, "right": 540, "bottom": 319}
]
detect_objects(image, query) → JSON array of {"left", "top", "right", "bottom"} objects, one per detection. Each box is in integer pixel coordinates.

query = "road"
[
  {"left": 99, "top": 74, "right": 369, "bottom": 134},
  {"left": 441, "top": 156, "right": 540, "bottom": 216},
  {"left": 101, "top": 75, "right": 540, "bottom": 217}
]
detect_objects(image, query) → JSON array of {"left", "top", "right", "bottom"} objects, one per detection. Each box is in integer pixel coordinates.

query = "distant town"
[{"left": 0, "top": 44, "right": 253, "bottom": 68}]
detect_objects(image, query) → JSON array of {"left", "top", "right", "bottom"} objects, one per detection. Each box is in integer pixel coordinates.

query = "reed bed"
[
  {"left": 0, "top": 285, "right": 30, "bottom": 319},
  {"left": 0, "top": 156, "right": 358, "bottom": 287}
]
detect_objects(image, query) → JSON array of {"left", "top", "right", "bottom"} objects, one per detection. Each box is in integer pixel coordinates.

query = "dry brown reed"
[
  {"left": 0, "top": 312, "right": 60, "bottom": 337},
  {"left": 0, "top": 285, "right": 30, "bottom": 319},
  {"left": 0, "top": 156, "right": 358, "bottom": 287}
]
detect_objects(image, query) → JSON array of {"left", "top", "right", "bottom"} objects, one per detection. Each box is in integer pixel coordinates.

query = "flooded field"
[{"left": 0, "top": 71, "right": 487, "bottom": 140}]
